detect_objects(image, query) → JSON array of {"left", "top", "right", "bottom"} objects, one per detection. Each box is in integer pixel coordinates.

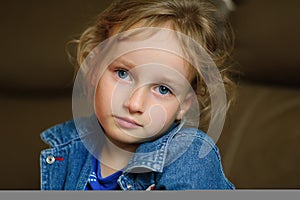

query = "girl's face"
[{"left": 94, "top": 29, "right": 194, "bottom": 151}]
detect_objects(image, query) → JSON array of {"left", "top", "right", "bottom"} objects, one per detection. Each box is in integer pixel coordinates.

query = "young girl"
[{"left": 40, "top": 0, "right": 235, "bottom": 190}]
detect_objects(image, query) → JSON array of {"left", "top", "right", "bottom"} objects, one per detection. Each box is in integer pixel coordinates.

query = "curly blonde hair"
[{"left": 71, "top": 0, "right": 236, "bottom": 133}]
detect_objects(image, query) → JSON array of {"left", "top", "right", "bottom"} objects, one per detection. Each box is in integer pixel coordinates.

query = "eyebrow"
[
  {"left": 159, "top": 75, "right": 188, "bottom": 90},
  {"left": 111, "top": 57, "right": 136, "bottom": 69}
]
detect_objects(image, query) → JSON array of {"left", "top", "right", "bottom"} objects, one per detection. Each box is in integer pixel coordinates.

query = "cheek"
[
  {"left": 147, "top": 101, "right": 180, "bottom": 125},
  {"left": 142, "top": 103, "right": 180, "bottom": 139},
  {"left": 163, "top": 99, "right": 181, "bottom": 115},
  {"left": 94, "top": 79, "right": 114, "bottom": 113},
  {"left": 97, "top": 73, "right": 117, "bottom": 98}
]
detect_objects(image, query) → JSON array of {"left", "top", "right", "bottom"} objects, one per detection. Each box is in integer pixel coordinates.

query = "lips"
[{"left": 114, "top": 116, "right": 142, "bottom": 129}]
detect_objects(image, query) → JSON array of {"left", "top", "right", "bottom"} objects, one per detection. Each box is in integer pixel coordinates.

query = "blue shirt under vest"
[{"left": 85, "top": 156, "right": 122, "bottom": 190}]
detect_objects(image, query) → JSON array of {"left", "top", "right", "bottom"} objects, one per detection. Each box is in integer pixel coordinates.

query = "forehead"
[
  {"left": 107, "top": 25, "right": 194, "bottom": 81},
  {"left": 118, "top": 49, "right": 189, "bottom": 78}
]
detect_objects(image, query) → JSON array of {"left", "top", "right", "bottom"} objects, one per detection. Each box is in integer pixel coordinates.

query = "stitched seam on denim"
[{"left": 174, "top": 131, "right": 220, "bottom": 160}]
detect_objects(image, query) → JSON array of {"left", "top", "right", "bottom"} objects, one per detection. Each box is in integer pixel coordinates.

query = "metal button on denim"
[
  {"left": 127, "top": 184, "right": 133, "bottom": 190},
  {"left": 46, "top": 155, "right": 55, "bottom": 164}
]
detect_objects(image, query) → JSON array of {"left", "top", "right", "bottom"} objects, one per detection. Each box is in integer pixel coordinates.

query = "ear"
[{"left": 176, "top": 92, "right": 195, "bottom": 120}]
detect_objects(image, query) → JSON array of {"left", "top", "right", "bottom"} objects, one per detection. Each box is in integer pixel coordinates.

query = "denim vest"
[{"left": 40, "top": 118, "right": 234, "bottom": 190}]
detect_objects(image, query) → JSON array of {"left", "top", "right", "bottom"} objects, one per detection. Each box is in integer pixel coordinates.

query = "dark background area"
[{"left": 0, "top": 0, "right": 300, "bottom": 189}]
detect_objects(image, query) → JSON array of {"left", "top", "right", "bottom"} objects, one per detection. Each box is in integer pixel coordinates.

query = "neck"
[{"left": 100, "top": 137, "right": 135, "bottom": 172}]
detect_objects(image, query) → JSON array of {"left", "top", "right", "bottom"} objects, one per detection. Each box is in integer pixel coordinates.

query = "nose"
[{"left": 124, "top": 87, "right": 146, "bottom": 114}]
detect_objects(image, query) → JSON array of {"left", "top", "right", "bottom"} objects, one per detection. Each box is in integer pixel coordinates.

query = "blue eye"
[
  {"left": 116, "top": 69, "right": 130, "bottom": 80},
  {"left": 157, "top": 85, "right": 171, "bottom": 95}
]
